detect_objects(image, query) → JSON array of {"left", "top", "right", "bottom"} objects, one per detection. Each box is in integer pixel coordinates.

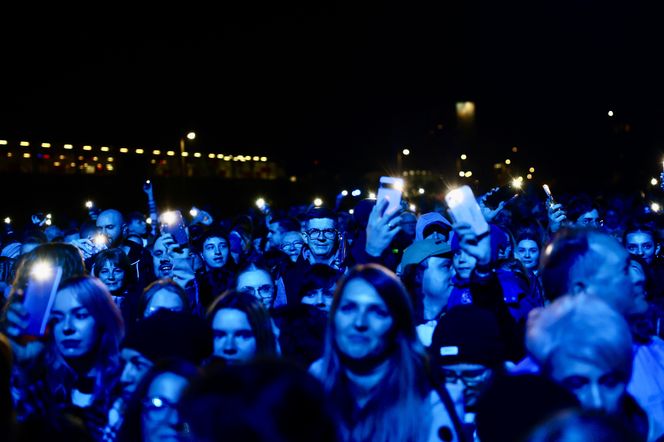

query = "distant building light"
[
  {"left": 260, "top": 156, "right": 268, "bottom": 162},
  {"left": 23, "top": 153, "right": 31, "bottom": 158},
  {"left": 465, "top": 171, "right": 473, "bottom": 177},
  {"left": 224, "top": 155, "right": 232, "bottom": 161},
  {"left": 108, "top": 157, "right": 114, "bottom": 162},
  {"left": 290, "top": 176, "right": 297, "bottom": 182},
  {"left": 512, "top": 146, "right": 518, "bottom": 153},
  {"left": 352, "top": 189, "right": 361, "bottom": 197},
  {"left": 6, "top": 152, "right": 11, "bottom": 158},
  {"left": 120, "top": 147, "right": 129, "bottom": 153},
  {"left": 244, "top": 155, "right": 252, "bottom": 161},
  {"left": 150, "top": 159, "right": 156, "bottom": 164},
  {"left": 527, "top": 174, "right": 533, "bottom": 179},
  {"left": 186, "top": 132, "right": 196, "bottom": 140},
  {"left": 70, "top": 162, "right": 76, "bottom": 167},
  {"left": 418, "top": 188, "right": 425, "bottom": 194},
  {"left": 512, "top": 178, "right": 523, "bottom": 189},
  {"left": 217, "top": 154, "right": 223, "bottom": 159},
  {"left": 505, "top": 159, "right": 511, "bottom": 165},
  {"left": 194, "top": 152, "right": 201, "bottom": 158},
  {"left": 460, "top": 154, "right": 467, "bottom": 160},
  {"left": 53, "top": 161, "right": 60, "bottom": 167},
  {"left": 64, "top": 144, "right": 74, "bottom": 150},
  {"left": 153, "top": 150, "right": 161, "bottom": 155},
  {"left": 83, "top": 145, "right": 92, "bottom": 151},
  {"left": 313, "top": 198, "right": 323, "bottom": 207},
  {"left": 181, "top": 152, "right": 189, "bottom": 157},
  {"left": 0, "top": 140, "right": 7, "bottom": 145},
  {"left": 208, "top": 153, "right": 216, "bottom": 159},
  {"left": 402, "top": 149, "right": 410, "bottom": 156},
  {"left": 166, "top": 151, "right": 175, "bottom": 156},
  {"left": 652, "top": 202, "right": 661, "bottom": 212},
  {"left": 608, "top": 110, "right": 614, "bottom": 117},
  {"left": 78, "top": 156, "right": 84, "bottom": 161},
  {"left": 41, "top": 142, "right": 51, "bottom": 148},
  {"left": 459, "top": 171, "right": 465, "bottom": 177},
  {"left": 651, "top": 178, "right": 658, "bottom": 186},
  {"left": 253, "top": 156, "right": 260, "bottom": 161},
  {"left": 59, "top": 155, "right": 65, "bottom": 160},
  {"left": 20, "top": 141, "right": 29, "bottom": 147},
  {"left": 529, "top": 167, "right": 535, "bottom": 173},
  {"left": 456, "top": 101, "right": 476, "bottom": 121},
  {"left": 341, "top": 190, "right": 349, "bottom": 196},
  {"left": 101, "top": 146, "right": 109, "bottom": 152},
  {"left": 135, "top": 149, "right": 144, "bottom": 154},
  {"left": 106, "top": 164, "right": 114, "bottom": 171},
  {"left": 4, "top": 217, "right": 10, "bottom": 224}
]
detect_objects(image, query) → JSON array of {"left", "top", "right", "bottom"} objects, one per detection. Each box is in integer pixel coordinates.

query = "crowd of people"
[{"left": 1, "top": 179, "right": 664, "bottom": 441}]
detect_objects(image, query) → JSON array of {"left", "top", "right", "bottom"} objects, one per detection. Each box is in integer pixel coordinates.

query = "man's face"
[
  {"left": 267, "top": 222, "right": 286, "bottom": 249},
  {"left": 304, "top": 218, "right": 337, "bottom": 259},
  {"left": 120, "top": 348, "right": 154, "bottom": 394},
  {"left": 585, "top": 235, "right": 635, "bottom": 315},
  {"left": 279, "top": 231, "right": 304, "bottom": 262},
  {"left": 515, "top": 239, "right": 540, "bottom": 271},
  {"left": 625, "top": 231, "right": 657, "bottom": 265},
  {"left": 201, "top": 236, "right": 229, "bottom": 269},
  {"left": 127, "top": 218, "right": 148, "bottom": 237},
  {"left": 453, "top": 250, "right": 477, "bottom": 280},
  {"left": 550, "top": 351, "right": 626, "bottom": 414},
  {"left": 574, "top": 209, "right": 601, "bottom": 229},
  {"left": 334, "top": 278, "right": 393, "bottom": 364},
  {"left": 400, "top": 213, "right": 417, "bottom": 239},
  {"left": 96, "top": 210, "right": 124, "bottom": 246},
  {"left": 152, "top": 236, "right": 173, "bottom": 279},
  {"left": 421, "top": 256, "right": 453, "bottom": 299},
  {"left": 440, "top": 363, "right": 493, "bottom": 410}
]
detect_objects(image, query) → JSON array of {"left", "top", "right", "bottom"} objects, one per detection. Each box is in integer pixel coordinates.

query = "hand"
[
  {"left": 452, "top": 222, "right": 492, "bottom": 267},
  {"left": 68, "top": 238, "right": 96, "bottom": 260},
  {"left": 365, "top": 199, "right": 402, "bottom": 257},
  {"left": 143, "top": 180, "right": 154, "bottom": 197},
  {"left": 31, "top": 214, "right": 46, "bottom": 227},
  {"left": 547, "top": 203, "right": 567, "bottom": 233},
  {"left": 4, "top": 294, "right": 47, "bottom": 365},
  {"left": 478, "top": 187, "right": 515, "bottom": 222},
  {"left": 191, "top": 209, "right": 213, "bottom": 226}
]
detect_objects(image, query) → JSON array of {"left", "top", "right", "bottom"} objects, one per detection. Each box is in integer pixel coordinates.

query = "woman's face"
[
  {"left": 211, "top": 308, "right": 257, "bottom": 364},
  {"left": 515, "top": 239, "right": 540, "bottom": 271},
  {"left": 142, "top": 372, "right": 189, "bottom": 442},
  {"left": 201, "top": 236, "right": 229, "bottom": 270},
  {"left": 550, "top": 351, "right": 626, "bottom": 414},
  {"left": 50, "top": 288, "right": 98, "bottom": 360},
  {"left": 301, "top": 285, "right": 335, "bottom": 312},
  {"left": 334, "top": 278, "right": 393, "bottom": 365},
  {"left": 97, "top": 260, "right": 126, "bottom": 292},
  {"left": 144, "top": 289, "right": 185, "bottom": 318}
]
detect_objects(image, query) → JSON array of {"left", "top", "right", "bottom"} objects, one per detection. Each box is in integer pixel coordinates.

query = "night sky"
[{"left": 2, "top": 3, "right": 664, "bottom": 192}]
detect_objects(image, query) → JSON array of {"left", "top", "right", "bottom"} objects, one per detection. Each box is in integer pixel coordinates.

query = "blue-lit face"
[
  {"left": 142, "top": 372, "right": 189, "bottom": 442},
  {"left": 515, "top": 239, "right": 540, "bottom": 271},
  {"left": 453, "top": 249, "right": 476, "bottom": 280},
  {"left": 50, "top": 288, "right": 98, "bottom": 360},
  {"left": 304, "top": 218, "right": 337, "bottom": 259},
  {"left": 625, "top": 231, "right": 656, "bottom": 265},
  {"left": 201, "top": 236, "right": 229, "bottom": 269}
]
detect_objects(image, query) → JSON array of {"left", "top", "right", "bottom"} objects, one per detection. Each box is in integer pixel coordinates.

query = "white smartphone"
[
  {"left": 376, "top": 176, "right": 404, "bottom": 216},
  {"left": 445, "top": 185, "right": 490, "bottom": 236}
]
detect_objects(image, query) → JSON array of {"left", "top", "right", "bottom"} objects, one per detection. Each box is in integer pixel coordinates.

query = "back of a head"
[
  {"left": 475, "top": 374, "right": 579, "bottom": 442},
  {"left": 179, "top": 359, "right": 338, "bottom": 442},
  {"left": 539, "top": 229, "right": 591, "bottom": 302}
]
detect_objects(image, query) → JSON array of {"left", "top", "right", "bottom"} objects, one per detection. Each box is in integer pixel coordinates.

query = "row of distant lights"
[{"left": 0, "top": 140, "right": 268, "bottom": 163}]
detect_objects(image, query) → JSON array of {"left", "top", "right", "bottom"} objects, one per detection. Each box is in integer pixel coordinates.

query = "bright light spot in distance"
[
  {"left": 460, "top": 154, "right": 467, "bottom": 160},
  {"left": 505, "top": 159, "right": 511, "bottom": 165},
  {"left": 402, "top": 149, "right": 410, "bottom": 156},
  {"left": 313, "top": 198, "right": 323, "bottom": 207},
  {"left": 652, "top": 178, "right": 658, "bottom": 186},
  {"left": 352, "top": 189, "right": 361, "bottom": 197},
  {"left": 418, "top": 188, "right": 425, "bottom": 194},
  {"left": 341, "top": 190, "right": 348, "bottom": 196},
  {"left": 608, "top": 110, "right": 614, "bottom": 117},
  {"left": 652, "top": 202, "right": 661, "bottom": 213}
]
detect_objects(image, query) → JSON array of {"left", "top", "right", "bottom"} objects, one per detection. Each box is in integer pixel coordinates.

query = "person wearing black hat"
[{"left": 429, "top": 304, "right": 507, "bottom": 440}]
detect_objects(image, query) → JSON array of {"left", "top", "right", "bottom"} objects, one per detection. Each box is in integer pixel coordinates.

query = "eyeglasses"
[
  {"left": 143, "top": 396, "right": 177, "bottom": 421},
  {"left": 440, "top": 368, "right": 490, "bottom": 387},
  {"left": 280, "top": 241, "right": 304, "bottom": 250},
  {"left": 239, "top": 284, "right": 274, "bottom": 299},
  {"left": 305, "top": 228, "right": 337, "bottom": 240}
]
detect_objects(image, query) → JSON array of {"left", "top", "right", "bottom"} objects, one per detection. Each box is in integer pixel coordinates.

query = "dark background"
[{"left": 2, "top": 3, "right": 664, "bottom": 225}]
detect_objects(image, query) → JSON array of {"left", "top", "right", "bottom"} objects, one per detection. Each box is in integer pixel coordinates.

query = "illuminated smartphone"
[
  {"left": 23, "top": 263, "right": 63, "bottom": 337},
  {"left": 376, "top": 176, "right": 404, "bottom": 216},
  {"left": 445, "top": 185, "right": 490, "bottom": 236},
  {"left": 160, "top": 210, "right": 189, "bottom": 246}
]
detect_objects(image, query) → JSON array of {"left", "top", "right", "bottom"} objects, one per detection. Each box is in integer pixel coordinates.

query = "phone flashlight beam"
[{"left": 31, "top": 262, "right": 53, "bottom": 281}]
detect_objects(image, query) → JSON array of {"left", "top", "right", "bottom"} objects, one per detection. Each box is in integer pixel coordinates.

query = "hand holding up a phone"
[{"left": 365, "top": 199, "right": 402, "bottom": 257}]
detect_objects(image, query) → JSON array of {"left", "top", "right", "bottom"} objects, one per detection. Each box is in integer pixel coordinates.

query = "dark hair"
[
  {"left": 566, "top": 194, "right": 599, "bottom": 223},
  {"left": 20, "top": 228, "right": 48, "bottom": 246},
  {"left": 298, "top": 264, "right": 342, "bottom": 301},
  {"left": 271, "top": 304, "right": 327, "bottom": 369},
  {"left": 303, "top": 207, "right": 337, "bottom": 224},
  {"left": 269, "top": 216, "right": 300, "bottom": 234},
  {"left": 514, "top": 225, "right": 544, "bottom": 249},
  {"left": 194, "top": 227, "right": 230, "bottom": 254},
  {"left": 206, "top": 290, "right": 277, "bottom": 359},
  {"left": 623, "top": 222, "right": 657, "bottom": 245},
  {"left": 137, "top": 279, "right": 190, "bottom": 319},
  {"left": 11, "top": 242, "right": 86, "bottom": 291},
  {"left": 540, "top": 229, "right": 590, "bottom": 302}
]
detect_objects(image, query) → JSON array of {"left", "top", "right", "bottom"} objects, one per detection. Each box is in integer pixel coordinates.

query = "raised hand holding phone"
[
  {"left": 159, "top": 210, "right": 189, "bottom": 247},
  {"left": 22, "top": 262, "right": 63, "bottom": 337},
  {"left": 445, "top": 186, "right": 489, "bottom": 237},
  {"left": 376, "top": 176, "right": 404, "bottom": 216}
]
